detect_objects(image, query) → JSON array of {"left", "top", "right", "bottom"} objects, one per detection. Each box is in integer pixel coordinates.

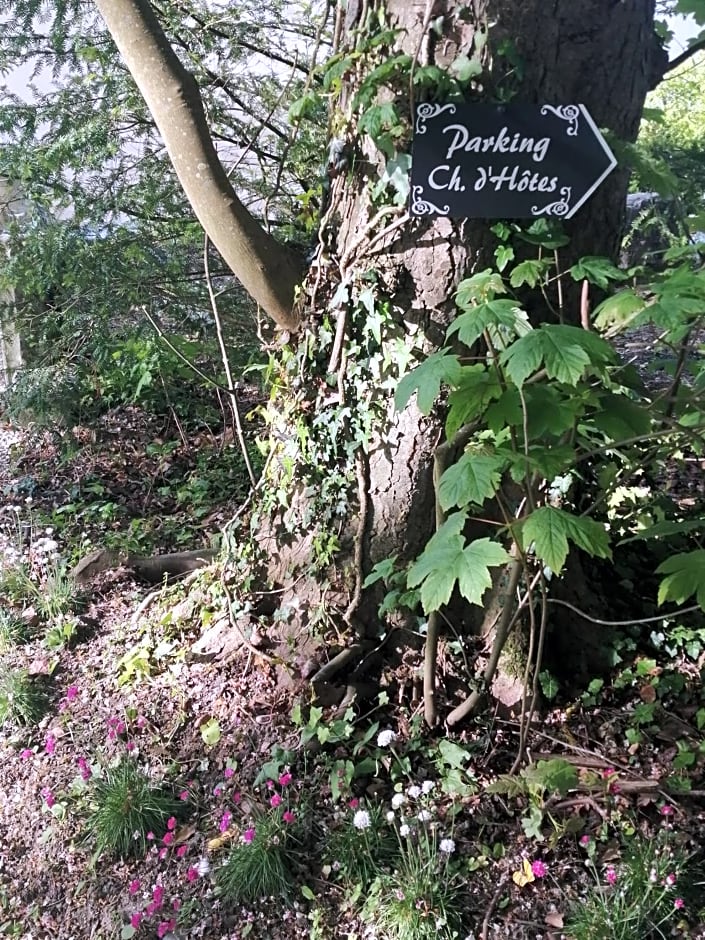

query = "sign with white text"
[{"left": 410, "top": 103, "right": 617, "bottom": 220}]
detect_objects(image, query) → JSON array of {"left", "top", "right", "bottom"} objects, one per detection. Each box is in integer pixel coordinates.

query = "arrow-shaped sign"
[{"left": 410, "top": 103, "right": 617, "bottom": 220}]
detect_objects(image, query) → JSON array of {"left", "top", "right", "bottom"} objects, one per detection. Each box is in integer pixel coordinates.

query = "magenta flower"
[
  {"left": 279, "top": 772, "right": 293, "bottom": 786},
  {"left": 602, "top": 768, "right": 615, "bottom": 779},
  {"left": 176, "top": 845, "right": 188, "bottom": 858},
  {"left": 531, "top": 860, "right": 547, "bottom": 878},
  {"left": 660, "top": 804, "right": 674, "bottom": 816},
  {"left": 152, "top": 885, "right": 165, "bottom": 907},
  {"left": 243, "top": 827, "right": 256, "bottom": 844},
  {"left": 579, "top": 835, "right": 591, "bottom": 846},
  {"left": 136, "top": 715, "right": 147, "bottom": 729},
  {"left": 77, "top": 756, "right": 92, "bottom": 781},
  {"left": 232, "top": 791, "right": 242, "bottom": 805},
  {"left": 224, "top": 767, "right": 235, "bottom": 779},
  {"left": 158, "top": 847, "right": 168, "bottom": 860},
  {"left": 41, "top": 787, "right": 55, "bottom": 808},
  {"left": 130, "top": 912, "right": 142, "bottom": 928},
  {"left": 146, "top": 831, "right": 155, "bottom": 841},
  {"left": 172, "top": 898, "right": 180, "bottom": 912},
  {"left": 266, "top": 779, "right": 275, "bottom": 790},
  {"left": 128, "top": 879, "right": 141, "bottom": 895},
  {"left": 45, "top": 735, "right": 56, "bottom": 756},
  {"left": 282, "top": 810, "right": 296, "bottom": 824},
  {"left": 664, "top": 873, "right": 676, "bottom": 887},
  {"left": 605, "top": 867, "right": 617, "bottom": 885},
  {"left": 186, "top": 866, "right": 198, "bottom": 883},
  {"left": 348, "top": 797, "right": 359, "bottom": 809},
  {"left": 219, "top": 810, "right": 232, "bottom": 833},
  {"left": 20, "top": 748, "right": 33, "bottom": 760},
  {"left": 270, "top": 793, "right": 282, "bottom": 808},
  {"left": 674, "top": 898, "right": 685, "bottom": 909},
  {"left": 213, "top": 785, "right": 223, "bottom": 797},
  {"left": 157, "top": 918, "right": 176, "bottom": 938},
  {"left": 179, "top": 790, "right": 189, "bottom": 801},
  {"left": 162, "top": 832, "right": 174, "bottom": 846},
  {"left": 66, "top": 685, "right": 78, "bottom": 701},
  {"left": 167, "top": 816, "right": 177, "bottom": 831}
]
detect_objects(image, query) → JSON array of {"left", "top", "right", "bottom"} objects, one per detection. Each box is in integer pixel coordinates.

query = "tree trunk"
[
  {"left": 94, "top": 0, "right": 304, "bottom": 332},
  {"left": 260, "top": 0, "right": 666, "bottom": 717},
  {"left": 0, "top": 180, "right": 26, "bottom": 389}
]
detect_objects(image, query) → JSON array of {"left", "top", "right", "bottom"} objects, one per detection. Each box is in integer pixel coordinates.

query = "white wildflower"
[
  {"left": 421, "top": 780, "right": 435, "bottom": 795},
  {"left": 407, "top": 785, "right": 421, "bottom": 799},
  {"left": 353, "top": 810, "right": 371, "bottom": 830},
  {"left": 386, "top": 811, "right": 395, "bottom": 822},
  {"left": 377, "top": 729, "right": 397, "bottom": 748},
  {"left": 439, "top": 838, "right": 456, "bottom": 854},
  {"left": 391, "top": 793, "right": 406, "bottom": 809},
  {"left": 399, "top": 824, "right": 410, "bottom": 837},
  {"left": 417, "top": 810, "right": 432, "bottom": 823}
]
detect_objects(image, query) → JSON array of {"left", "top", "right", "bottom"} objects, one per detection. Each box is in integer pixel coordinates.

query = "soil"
[{"left": 0, "top": 405, "right": 704, "bottom": 940}]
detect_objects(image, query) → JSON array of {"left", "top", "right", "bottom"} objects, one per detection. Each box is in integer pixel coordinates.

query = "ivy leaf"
[
  {"left": 362, "top": 556, "right": 398, "bottom": 588},
  {"left": 457, "top": 539, "right": 510, "bottom": 605},
  {"left": 438, "top": 451, "right": 505, "bottom": 510},
  {"left": 448, "top": 299, "right": 528, "bottom": 348},
  {"left": 570, "top": 256, "right": 627, "bottom": 289},
  {"left": 657, "top": 550, "right": 705, "bottom": 610},
  {"left": 522, "top": 506, "right": 611, "bottom": 573},
  {"left": 395, "top": 349, "right": 463, "bottom": 414},
  {"left": 450, "top": 53, "right": 483, "bottom": 82}
]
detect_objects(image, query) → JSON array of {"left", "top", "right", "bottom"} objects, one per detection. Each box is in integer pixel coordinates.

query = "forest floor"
[{"left": 0, "top": 406, "right": 704, "bottom": 940}]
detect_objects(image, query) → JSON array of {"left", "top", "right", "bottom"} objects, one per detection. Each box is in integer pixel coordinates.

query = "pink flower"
[
  {"left": 45, "top": 735, "right": 56, "bottom": 756},
  {"left": 579, "top": 835, "right": 591, "bottom": 846},
  {"left": 186, "top": 866, "right": 198, "bottom": 882},
  {"left": 232, "top": 791, "right": 242, "bottom": 805},
  {"left": 66, "top": 685, "right": 78, "bottom": 701},
  {"left": 179, "top": 790, "right": 189, "bottom": 801},
  {"left": 674, "top": 898, "right": 685, "bottom": 910},
  {"left": 167, "top": 816, "right": 177, "bottom": 831},
  {"left": 125, "top": 740, "right": 135, "bottom": 752},
  {"left": 219, "top": 810, "right": 232, "bottom": 833},
  {"left": 224, "top": 767, "right": 235, "bottom": 778},
  {"left": 282, "top": 810, "right": 296, "bottom": 824},
  {"left": 243, "top": 827, "right": 256, "bottom": 844},
  {"left": 266, "top": 780, "right": 275, "bottom": 790},
  {"left": 605, "top": 867, "right": 617, "bottom": 885},
  {"left": 157, "top": 921, "right": 175, "bottom": 939},
  {"left": 41, "top": 787, "right": 55, "bottom": 808},
  {"left": 270, "top": 793, "right": 282, "bottom": 808},
  {"left": 129, "top": 879, "right": 141, "bottom": 895},
  {"left": 130, "top": 912, "right": 142, "bottom": 928},
  {"left": 146, "top": 831, "right": 155, "bottom": 841},
  {"left": 348, "top": 798, "right": 359, "bottom": 809},
  {"left": 660, "top": 804, "right": 674, "bottom": 816},
  {"left": 20, "top": 748, "right": 33, "bottom": 760},
  {"left": 172, "top": 898, "right": 180, "bottom": 912},
  {"left": 213, "top": 785, "right": 223, "bottom": 797},
  {"left": 77, "top": 756, "right": 92, "bottom": 781},
  {"left": 279, "top": 772, "right": 293, "bottom": 786},
  {"left": 176, "top": 845, "right": 188, "bottom": 858},
  {"left": 136, "top": 715, "right": 147, "bottom": 729},
  {"left": 664, "top": 873, "right": 676, "bottom": 887},
  {"left": 162, "top": 832, "right": 174, "bottom": 846},
  {"left": 602, "top": 768, "right": 615, "bottom": 779},
  {"left": 531, "top": 860, "right": 547, "bottom": 878},
  {"left": 158, "top": 848, "right": 168, "bottom": 860},
  {"left": 152, "top": 885, "right": 165, "bottom": 907}
]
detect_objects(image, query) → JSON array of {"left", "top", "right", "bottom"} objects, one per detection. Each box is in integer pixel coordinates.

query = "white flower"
[
  {"left": 439, "top": 838, "right": 456, "bottom": 854},
  {"left": 399, "top": 824, "right": 410, "bottom": 837},
  {"left": 421, "top": 780, "right": 435, "bottom": 795},
  {"left": 377, "top": 729, "right": 397, "bottom": 748},
  {"left": 196, "top": 857, "right": 210, "bottom": 876},
  {"left": 353, "top": 810, "right": 371, "bottom": 830},
  {"left": 386, "top": 811, "right": 395, "bottom": 822},
  {"left": 407, "top": 785, "right": 421, "bottom": 799},
  {"left": 391, "top": 793, "right": 406, "bottom": 809},
  {"left": 417, "top": 810, "right": 432, "bottom": 823}
]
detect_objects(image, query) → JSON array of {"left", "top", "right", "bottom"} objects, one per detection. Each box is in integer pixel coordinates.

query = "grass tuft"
[{"left": 0, "top": 666, "right": 49, "bottom": 727}]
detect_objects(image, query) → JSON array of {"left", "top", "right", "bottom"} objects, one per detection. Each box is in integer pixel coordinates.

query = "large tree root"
[{"left": 70, "top": 547, "right": 216, "bottom": 585}]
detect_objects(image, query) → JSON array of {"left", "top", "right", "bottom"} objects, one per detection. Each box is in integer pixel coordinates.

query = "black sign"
[{"left": 410, "top": 103, "right": 616, "bottom": 220}]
